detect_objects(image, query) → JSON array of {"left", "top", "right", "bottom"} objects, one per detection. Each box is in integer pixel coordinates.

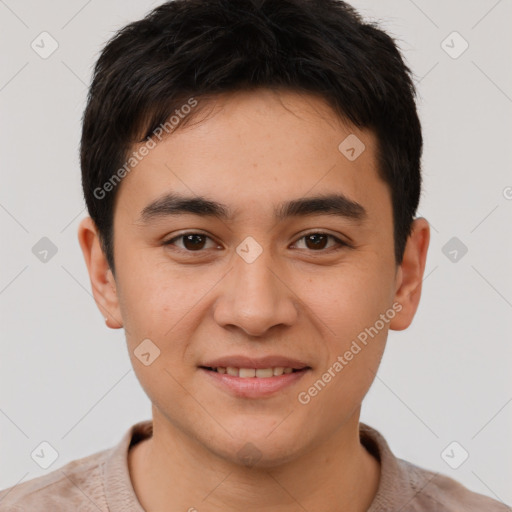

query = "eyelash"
[{"left": 163, "top": 231, "right": 350, "bottom": 254}]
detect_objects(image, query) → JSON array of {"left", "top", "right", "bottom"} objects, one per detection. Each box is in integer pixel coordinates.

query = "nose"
[{"left": 212, "top": 247, "right": 299, "bottom": 337}]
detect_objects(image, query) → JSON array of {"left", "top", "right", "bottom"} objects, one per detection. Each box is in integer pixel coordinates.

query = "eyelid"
[
  {"left": 163, "top": 230, "right": 351, "bottom": 252},
  {"left": 290, "top": 231, "right": 350, "bottom": 250},
  {"left": 164, "top": 231, "right": 220, "bottom": 250}
]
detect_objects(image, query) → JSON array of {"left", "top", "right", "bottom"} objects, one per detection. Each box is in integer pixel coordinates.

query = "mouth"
[
  {"left": 201, "top": 366, "right": 306, "bottom": 377},
  {"left": 199, "top": 356, "right": 311, "bottom": 398}
]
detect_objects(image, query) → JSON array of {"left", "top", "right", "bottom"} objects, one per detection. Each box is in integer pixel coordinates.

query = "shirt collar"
[{"left": 103, "top": 419, "right": 417, "bottom": 511}]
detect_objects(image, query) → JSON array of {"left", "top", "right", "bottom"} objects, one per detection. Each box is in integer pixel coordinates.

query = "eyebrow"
[{"left": 138, "top": 192, "right": 367, "bottom": 223}]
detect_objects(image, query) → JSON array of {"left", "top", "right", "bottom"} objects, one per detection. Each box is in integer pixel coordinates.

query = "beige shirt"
[{"left": 0, "top": 420, "right": 509, "bottom": 511}]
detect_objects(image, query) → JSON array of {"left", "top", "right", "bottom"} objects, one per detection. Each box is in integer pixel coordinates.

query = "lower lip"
[{"left": 200, "top": 368, "right": 309, "bottom": 398}]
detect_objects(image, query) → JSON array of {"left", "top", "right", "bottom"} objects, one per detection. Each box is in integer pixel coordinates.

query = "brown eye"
[
  {"left": 304, "top": 233, "right": 329, "bottom": 250},
  {"left": 294, "top": 232, "right": 346, "bottom": 251},
  {"left": 181, "top": 234, "right": 207, "bottom": 250},
  {"left": 164, "top": 233, "right": 217, "bottom": 252}
]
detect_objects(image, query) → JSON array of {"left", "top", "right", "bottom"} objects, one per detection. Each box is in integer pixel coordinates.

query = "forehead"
[{"left": 115, "top": 89, "right": 390, "bottom": 224}]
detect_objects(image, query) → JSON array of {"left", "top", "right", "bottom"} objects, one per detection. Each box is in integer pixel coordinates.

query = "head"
[{"left": 79, "top": 0, "right": 429, "bottom": 467}]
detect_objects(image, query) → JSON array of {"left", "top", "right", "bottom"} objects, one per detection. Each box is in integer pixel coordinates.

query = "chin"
[{"left": 205, "top": 422, "right": 308, "bottom": 469}]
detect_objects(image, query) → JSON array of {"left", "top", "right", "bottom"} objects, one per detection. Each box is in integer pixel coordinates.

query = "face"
[{"left": 80, "top": 89, "right": 428, "bottom": 467}]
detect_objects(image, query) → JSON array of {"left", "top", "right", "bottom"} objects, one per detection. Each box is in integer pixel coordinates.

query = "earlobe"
[
  {"left": 389, "top": 217, "right": 430, "bottom": 331},
  {"left": 78, "top": 217, "right": 124, "bottom": 329},
  {"left": 105, "top": 315, "right": 123, "bottom": 329}
]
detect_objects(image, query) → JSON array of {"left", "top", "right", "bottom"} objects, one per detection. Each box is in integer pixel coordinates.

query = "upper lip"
[{"left": 201, "top": 355, "right": 310, "bottom": 370}]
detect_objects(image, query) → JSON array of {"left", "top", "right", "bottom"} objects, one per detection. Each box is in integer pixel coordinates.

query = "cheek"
[
  {"left": 116, "top": 254, "right": 204, "bottom": 339},
  {"left": 296, "top": 255, "right": 395, "bottom": 339},
  {"left": 294, "top": 255, "right": 394, "bottom": 403},
  {"left": 118, "top": 271, "right": 200, "bottom": 413},
  {"left": 296, "top": 267, "right": 391, "bottom": 420}
]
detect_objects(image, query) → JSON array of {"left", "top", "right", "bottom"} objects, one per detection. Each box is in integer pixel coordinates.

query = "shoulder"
[
  {"left": 398, "top": 457, "right": 511, "bottom": 512},
  {"left": 359, "top": 423, "right": 510, "bottom": 512},
  {"left": 0, "top": 448, "right": 111, "bottom": 512}
]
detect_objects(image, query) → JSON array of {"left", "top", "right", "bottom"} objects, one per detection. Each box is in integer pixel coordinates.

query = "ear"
[
  {"left": 77, "top": 217, "right": 123, "bottom": 329},
  {"left": 389, "top": 217, "right": 430, "bottom": 331}
]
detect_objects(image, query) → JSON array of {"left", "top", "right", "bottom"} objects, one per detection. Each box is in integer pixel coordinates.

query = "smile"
[
  {"left": 204, "top": 366, "right": 300, "bottom": 377},
  {"left": 200, "top": 365, "right": 310, "bottom": 398}
]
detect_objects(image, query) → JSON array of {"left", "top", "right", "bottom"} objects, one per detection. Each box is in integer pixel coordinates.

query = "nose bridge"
[{"left": 213, "top": 240, "right": 298, "bottom": 336}]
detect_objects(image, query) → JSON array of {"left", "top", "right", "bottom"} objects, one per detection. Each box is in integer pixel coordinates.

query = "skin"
[{"left": 78, "top": 88, "right": 429, "bottom": 512}]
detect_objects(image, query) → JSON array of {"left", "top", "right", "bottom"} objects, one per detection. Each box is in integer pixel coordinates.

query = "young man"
[{"left": 0, "top": 0, "right": 509, "bottom": 510}]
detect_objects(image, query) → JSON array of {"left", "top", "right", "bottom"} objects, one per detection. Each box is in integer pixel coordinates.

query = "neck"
[{"left": 128, "top": 408, "right": 380, "bottom": 512}]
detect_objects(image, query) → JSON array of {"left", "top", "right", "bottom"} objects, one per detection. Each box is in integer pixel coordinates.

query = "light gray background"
[{"left": 1, "top": 0, "right": 511, "bottom": 506}]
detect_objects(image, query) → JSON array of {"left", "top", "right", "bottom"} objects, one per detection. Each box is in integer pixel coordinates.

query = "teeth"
[
  {"left": 213, "top": 366, "right": 301, "bottom": 377},
  {"left": 256, "top": 368, "right": 273, "bottom": 378}
]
